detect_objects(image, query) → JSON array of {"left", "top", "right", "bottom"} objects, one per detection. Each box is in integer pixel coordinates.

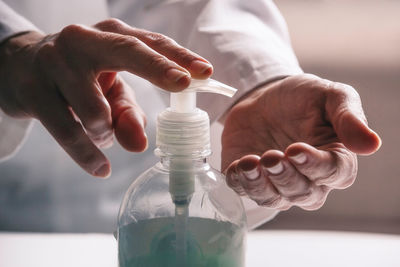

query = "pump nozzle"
[{"left": 170, "top": 79, "right": 237, "bottom": 113}]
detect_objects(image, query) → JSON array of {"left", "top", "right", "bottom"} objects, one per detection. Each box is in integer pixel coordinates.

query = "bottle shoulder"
[{"left": 118, "top": 161, "right": 246, "bottom": 229}]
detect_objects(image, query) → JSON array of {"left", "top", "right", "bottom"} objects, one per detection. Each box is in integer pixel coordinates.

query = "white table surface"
[{"left": 1, "top": 230, "right": 399, "bottom": 267}]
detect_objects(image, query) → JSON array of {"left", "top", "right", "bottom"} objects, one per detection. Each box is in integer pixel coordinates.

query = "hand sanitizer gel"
[{"left": 117, "top": 79, "right": 247, "bottom": 267}]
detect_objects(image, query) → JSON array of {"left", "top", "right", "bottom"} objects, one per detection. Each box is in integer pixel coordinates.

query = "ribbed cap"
[{"left": 155, "top": 108, "right": 211, "bottom": 157}]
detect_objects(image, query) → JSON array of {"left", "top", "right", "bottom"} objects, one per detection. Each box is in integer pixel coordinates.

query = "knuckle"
[
  {"left": 256, "top": 196, "right": 282, "bottom": 208},
  {"left": 226, "top": 175, "right": 240, "bottom": 189},
  {"left": 304, "top": 197, "right": 326, "bottom": 211},
  {"left": 301, "top": 185, "right": 330, "bottom": 210},
  {"left": 109, "top": 35, "right": 140, "bottom": 55},
  {"left": 172, "top": 46, "right": 196, "bottom": 62},
  {"left": 147, "top": 55, "right": 169, "bottom": 70},
  {"left": 337, "top": 172, "right": 357, "bottom": 189},
  {"left": 271, "top": 174, "right": 297, "bottom": 188},
  {"left": 59, "top": 24, "right": 86, "bottom": 40},
  {"left": 287, "top": 188, "right": 313, "bottom": 203},
  {"left": 229, "top": 183, "right": 245, "bottom": 196},
  {"left": 82, "top": 100, "right": 112, "bottom": 130},
  {"left": 247, "top": 187, "right": 265, "bottom": 197},
  {"left": 327, "top": 82, "right": 360, "bottom": 104},
  {"left": 243, "top": 181, "right": 266, "bottom": 196},
  {"left": 60, "top": 127, "right": 85, "bottom": 148},
  {"left": 56, "top": 24, "right": 88, "bottom": 51},
  {"left": 321, "top": 151, "right": 357, "bottom": 189},
  {"left": 145, "top": 32, "right": 171, "bottom": 46},
  {"left": 95, "top": 18, "right": 124, "bottom": 31}
]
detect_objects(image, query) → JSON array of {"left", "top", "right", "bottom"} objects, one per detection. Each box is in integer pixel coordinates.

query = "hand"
[
  {"left": 0, "top": 19, "right": 213, "bottom": 178},
  {"left": 222, "top": 74, "right": 381, "bottom": 210}
]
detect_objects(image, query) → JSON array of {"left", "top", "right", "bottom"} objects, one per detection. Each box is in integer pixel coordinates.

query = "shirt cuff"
[
  {"left": 0, "top": 1, "right": 39, "bottom": 44},
  {"left": 0, "top": 109, "right": 33, "bottom": 162}
]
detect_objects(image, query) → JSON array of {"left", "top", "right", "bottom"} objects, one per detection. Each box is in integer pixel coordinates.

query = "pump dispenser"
[{"left": 117, "top": 79, "right": 247, "bottom": 267}]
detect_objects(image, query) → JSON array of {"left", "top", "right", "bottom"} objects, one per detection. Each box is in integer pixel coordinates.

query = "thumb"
[{"left": 325, "top": 82, "right": 381, "bottom": 155}]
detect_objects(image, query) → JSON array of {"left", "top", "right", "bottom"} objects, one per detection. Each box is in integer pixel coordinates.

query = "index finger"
[
  {"left": 94, "top": 19, "right": 213, "bottom": 79},
  {"left": 55, "top": 24, "right": 191, "bottom": 92}
]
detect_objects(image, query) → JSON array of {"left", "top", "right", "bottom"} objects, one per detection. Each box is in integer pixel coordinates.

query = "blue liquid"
[{"left": 118, "top": 217, "right": 245, "bottom": 267}]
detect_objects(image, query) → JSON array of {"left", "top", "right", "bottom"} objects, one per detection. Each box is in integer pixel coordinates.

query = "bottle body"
[{"left": 117, "top": 158, "right": 247, "bottom": 267}]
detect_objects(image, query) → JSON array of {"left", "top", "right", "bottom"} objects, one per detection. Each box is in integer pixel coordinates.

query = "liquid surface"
[{"left": 118, "top": 217, "right": 245, "bottom": 267}]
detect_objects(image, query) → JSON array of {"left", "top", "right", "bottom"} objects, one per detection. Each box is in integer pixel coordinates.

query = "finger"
[
  {"left": 56, "top": 24, "right": 191, "bottom": 92},
  {"left": 325, "top": 81, "right": 381, "bottom": 155},
  {"left": 32, "top": 88, "right": 111, "bottom": 178},
  {"left": 105, "top": 75, "right": 148, "bottom": 152},
  {"left": 286, "top": 142, "right": 357, "bottom": 189},
  {"left": 259, "top": 150, "right": 314, "bottom": 203},
  {"left": 236, "top": 155, "right": 284, "bottom": 208},
  {"left": 94, "top": 19, "right": 213, "bottom": 79},
  {"left": 225, "top": 160, "right": 246, "bottom": 196},
  {"left": 36, "top": 43, "right": 113, "bottom": 147}
]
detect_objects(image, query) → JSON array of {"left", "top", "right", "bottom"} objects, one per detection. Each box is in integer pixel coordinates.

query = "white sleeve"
[
  {"left": 0, "top": 1, "right": 38, "bottom": 43},
  {"left": 0, "top": 1, "right": 37, "bottom": 161},
  {"left": 0, "top": 110, "right": 33, "bottom": 162},
  {"left": 185, "top": 0, "right": 303, "bottom": 122}
]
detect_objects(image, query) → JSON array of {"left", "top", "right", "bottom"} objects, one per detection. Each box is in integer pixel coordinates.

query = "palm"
[
  {"left": 221, "top": 74, "right": 380, "bottom": 210},
  {"left": 222, "top": 76, "right": 339, "bottom": 170}
]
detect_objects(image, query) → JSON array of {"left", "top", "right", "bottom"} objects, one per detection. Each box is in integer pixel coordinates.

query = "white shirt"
[{"left": 0, "top": 0, "right": 302, "bottom": 232}]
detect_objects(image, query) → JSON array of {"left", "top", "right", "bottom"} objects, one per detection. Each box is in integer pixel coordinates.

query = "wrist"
[
  {"left": 219, "top": 76, "right": 287, "bottom": 123},
  {"left": 0, "top": 31, "right": 45, "bottom": 118},
  {"left": 0, "top": 31, "right": 45, "bottom": 60}
]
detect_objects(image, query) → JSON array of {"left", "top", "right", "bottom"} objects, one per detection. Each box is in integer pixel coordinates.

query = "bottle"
[{"left": 117, "top": 79, "right": 247, "bottom": 267}]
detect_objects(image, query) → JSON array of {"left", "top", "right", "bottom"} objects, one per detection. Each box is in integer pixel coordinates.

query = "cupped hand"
[
  {"left": 222, "top": 74, "right": 381, "bottom": 210},
  {"left": 0, "top": 19, "right": 213, "bottom": 178}
]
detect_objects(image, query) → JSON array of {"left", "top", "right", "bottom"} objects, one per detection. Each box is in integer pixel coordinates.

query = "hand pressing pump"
[{"left": 117, "top": 79, "right": 247, "bottom": 267}]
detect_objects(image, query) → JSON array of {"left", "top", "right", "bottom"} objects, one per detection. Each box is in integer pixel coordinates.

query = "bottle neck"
[{"left": 159, "top": 155, "right": 210, "bottom": 171}]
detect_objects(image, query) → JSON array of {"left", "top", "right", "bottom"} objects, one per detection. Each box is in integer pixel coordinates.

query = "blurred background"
[
  {"left": 2, "top": 0, "right": 399, "bottom": 234},
  {"left": 261, "top": 0, "right": 400, "bottom": 234}
]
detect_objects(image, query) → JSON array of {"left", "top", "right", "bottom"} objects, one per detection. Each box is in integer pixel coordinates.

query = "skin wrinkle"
[
  {"left": 221, "top": 73, "right": 380, "bottom": 211},
  {"left": 259, "top": 80, "right": 332, "bottom": 150},
  {"left": 320, "top": 149, "right": 356, "bottom": 189}
]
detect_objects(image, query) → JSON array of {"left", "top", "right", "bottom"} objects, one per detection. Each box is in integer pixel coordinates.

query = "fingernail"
[
  {"left": 93, "top": 163, "right": 111, "bottom": 178},
  {"left": 166, "top": 68, "right": 190, "bottom": 83},
  {"left": 289, "top": 152, "right": 307, "bottom": 165},
  {"left": 265, "top": 161, "right": 284, "bottom": 175},
  {"left": 190, "top": 60, "right": 213, "bottom": 74},
  {"left": 243, "top": 167, "right": 260, "bottom": 180}
]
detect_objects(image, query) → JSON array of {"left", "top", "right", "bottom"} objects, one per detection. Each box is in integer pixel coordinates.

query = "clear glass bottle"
[{"left": 117, "top": 79, "right": 247, "bottom": 267}]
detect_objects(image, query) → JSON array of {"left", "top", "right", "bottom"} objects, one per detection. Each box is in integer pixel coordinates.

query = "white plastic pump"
[
  {"left": 156, "top": 79, "right": 237, "bottom": 205},
  {"left": 156, "top": 79, "right": 237, "bottom": 158}
]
